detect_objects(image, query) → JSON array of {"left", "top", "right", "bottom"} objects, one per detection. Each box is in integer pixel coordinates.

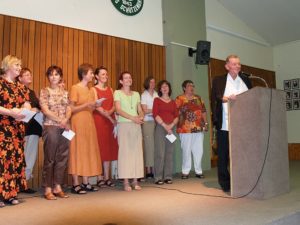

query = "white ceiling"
[{"left": 216, "top": 0, "right": 300, "bottom": 46}]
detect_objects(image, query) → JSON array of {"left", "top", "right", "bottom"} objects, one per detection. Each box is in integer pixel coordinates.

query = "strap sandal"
[
  {"left": 97, "top": 180, "right": 107, "bottom": 188},
  {"left": 155, "top": 180, "right": 164, "bottom": 185},
  {"left": 53, "top": 191, "right": 69, "bottom": 198},
  {"left": 164, "top": 179, "right": 173, "bottom": 184},
  {"left": 81, "top": 183, "right": 98, "bottom": 192},
  {"left": 124, "top": 183, "right": 132, "bottom": 192},
  {"left": 0, "top": 201, "right": 6, "bottom": 208},
  {"left": 71, "top": 185, "right": 87, "bottom": 194},
  {"left": 181, "top": 174, "right": 189, "bottom": 179},
  {"left": 195, "top": 173, "right": 205, "bottom": 179},
  {"left": 44, "top": 193, "right": 57, "bottom": 200},
  {"left": 131, "top": 182, "right": 142, "bottom": 190},
  {"left": 105, "top": 180, "right": 115, "bottom": 187},
  {"left": 6, "top": 197, "right": 20, "bottom": 205}
]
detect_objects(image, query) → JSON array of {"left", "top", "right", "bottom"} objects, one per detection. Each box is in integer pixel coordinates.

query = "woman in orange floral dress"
[{"left": 0, "top": 55, "right": 30, "bottom": 207}]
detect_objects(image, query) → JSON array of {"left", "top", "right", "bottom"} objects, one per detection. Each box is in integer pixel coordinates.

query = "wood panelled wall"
[
  {"left": 0, "top": 14, "right": 165, "bottom": 93},
  {"left": 0, "top": 14, "right": 166, "bottom": 189}
]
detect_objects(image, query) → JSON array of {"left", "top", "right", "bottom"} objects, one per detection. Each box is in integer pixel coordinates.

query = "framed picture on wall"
[
  {"left": 286, "top": 91, "right": 292, "bottom": 100},
  {"left": 292, "top": 79, "right": 299, "bottom": 89},
  {"left": 286, "top": 100, "right": 292, "bottom": 111},
  {"left": 293, "top": 90, "right": 300, "bottom": 99},
  {"left": 284, "top": 80, "right": 291, "bottom": 90},
  {"left": 293, "top": 99, "right": 300, "bottom": 110}
]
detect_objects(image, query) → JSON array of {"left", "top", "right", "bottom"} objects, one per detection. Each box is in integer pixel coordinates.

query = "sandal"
[
  {"left": 0, "top": 201, "right": 5, "bottom": 208},
  {"left": 71, "top": 185, "right": 87, "bottom": 194},
  {"left": 181, "top": 174, "right": 189, "bottom": 179},
  {"left": 105, "top": 180, "right": 115, "bottom": 187},
  {"left": 81, "top": 183, "right": 98, "bottom": 192},
  {"left": 155, "top": 180, "right": 164, "bottom": 185},
  {"left": 164, "top": 179, "right": 173, "bottom": 184},
  {"left": 44, "top": 193, "right": 57, "bottom": 200},
  {"left": 132, "top": 182, "right": 142, "bottom": 190},
  {"left": 124, "top": 183, "right": 132, "bottom": 192},
  {"left": 97, "top": 180, "right": 106, "bottom": 188},
  {"left": 53, "top": 191, "right": 69, "bottom": 198},
  {"left": 6, "top": 197, "right": 20, "bottom": 205}
]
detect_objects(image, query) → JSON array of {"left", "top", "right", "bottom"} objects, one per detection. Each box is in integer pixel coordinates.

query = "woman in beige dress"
[
  {"left": 114, "top": 71, "right": 144, "bottom": 191},
  {"left": 69, "top": 63, "right": 102, "bottom": 194}
]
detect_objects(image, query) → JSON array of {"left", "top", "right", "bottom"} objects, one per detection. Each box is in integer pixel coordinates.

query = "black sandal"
[
  {"left": 81, "top": 183, "right": 98, "bottom": 192},
  {"left": 97, "top": 180, "right": 106, "bottom": 188},
  {"left": 6, "top": 197, "right": 19, "bottom": 205},
  {"left": 105, "top": 179, "right": 115, "bottom": 187},
  {"left": 71, "top": 185, "right": 87, "bottom": 194}
]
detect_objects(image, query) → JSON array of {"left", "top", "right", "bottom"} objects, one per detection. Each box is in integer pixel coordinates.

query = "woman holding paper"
[
  {"left": 18, "top": 68, "right": 43, "bottom": 193},
  {"left": 0, "top": 55, "right": 29, "bottom": 206},
  {"left": 152, "top": 80, "right": 178, "bottom": 185},
  {"left": 93, "top": 66, "right": 118, "bottom": 187},
  {"left": 114, "top": 71, "right": 144, "bottom": 191},
  {"left": 68, "top": 63, "right": 102, "bottom": 194},
  {"left": 40, "top": 65, "right": 71, "bottom": 200}
]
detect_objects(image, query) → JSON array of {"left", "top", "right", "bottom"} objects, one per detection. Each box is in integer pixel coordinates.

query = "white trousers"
[
  {"left": 179, "top": 133, "right": 204, "bottom": 175},
  {"left": 24, "top": 135, "right": 39, "bottom": 180}
]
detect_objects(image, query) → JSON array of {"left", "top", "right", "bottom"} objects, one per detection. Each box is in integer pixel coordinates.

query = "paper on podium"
[
  {"left": 20, "top": 109, "right": 36, "bottom": 123},
  {"left": 62, "top": 129, "right": 75, "bottom": 141},
  {"left": 166, "top": 133, "right": 177, "bottom": 143}
]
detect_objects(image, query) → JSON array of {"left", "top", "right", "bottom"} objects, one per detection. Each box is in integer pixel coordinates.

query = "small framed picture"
[
  {"left": 286, "top": 91, "right": 292, "bottom": 100},
  {"left": 293, "top": 99, "right": 300, "bottom": 110},
  {"left": 286, "top": 100, "right": 292, "bottom": 111},
  {"left": 292, "top": 79, "right": 299, "bottom": 89},
  {"left": 293, "top": 90, "right": 300, "bottom": 99},
  {"left": 284, "top": 80, "right": 291, "bottom": 90}
]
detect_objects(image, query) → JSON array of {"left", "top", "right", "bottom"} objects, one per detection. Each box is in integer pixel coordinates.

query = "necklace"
[{"left": 129, "top": 95, "right": 133, "bottom": 109}]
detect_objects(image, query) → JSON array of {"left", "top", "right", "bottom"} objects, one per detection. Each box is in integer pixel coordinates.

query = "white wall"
[
  {"left": 274, "top": 41, "right": 300, "bottom": 143},
  {"left": 0, "top": 0, "right": 163, "bottom": 45},
  {"left": 205, "top": 0, "right": 273, "bottom": 70}
]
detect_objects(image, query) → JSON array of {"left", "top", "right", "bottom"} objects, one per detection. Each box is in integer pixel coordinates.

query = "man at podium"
[{"left": 211, "top": 54, "right": 252, "bottom": 192}]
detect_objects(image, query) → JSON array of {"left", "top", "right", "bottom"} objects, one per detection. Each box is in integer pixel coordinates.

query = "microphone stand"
[
  {"left": 249, "top": 75, "right": 269, "bottom": 88},
  {"left": 240, "top": 72, "right": 269, "bottom": 88}
]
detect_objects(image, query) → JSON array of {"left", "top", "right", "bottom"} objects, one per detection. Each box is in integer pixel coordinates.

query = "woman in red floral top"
[
  {"left": 0, "top": 55, "right": 30, "bottom": 207},
  {"left": 175, "top": 80, "right": 208, "bottom": 179}
]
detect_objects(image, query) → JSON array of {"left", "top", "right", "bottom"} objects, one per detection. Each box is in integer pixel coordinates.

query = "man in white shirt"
[{"left": 211, "top": 55, "right": 252, "bottom": 192}]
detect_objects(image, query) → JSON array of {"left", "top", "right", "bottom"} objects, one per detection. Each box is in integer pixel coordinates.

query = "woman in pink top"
[{"left": 152, "top": 80, "right": 178, "bottom": 185}]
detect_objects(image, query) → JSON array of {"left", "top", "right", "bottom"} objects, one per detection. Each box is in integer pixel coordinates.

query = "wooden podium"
[{"left": 229, "top": 87, "right": 289, "bottom": 199}]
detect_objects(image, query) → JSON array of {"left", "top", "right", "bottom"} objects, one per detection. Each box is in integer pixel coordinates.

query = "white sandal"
[{"left": 0, "top": 201, "right": 5, "bottom": 208}]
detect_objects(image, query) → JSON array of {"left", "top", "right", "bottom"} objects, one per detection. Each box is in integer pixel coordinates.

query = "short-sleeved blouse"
[
  {"left": 39, "top": 87, "right": 69, "bottom": 126},
  {"left": 114, "top": 90, "right": 140, "bottom": 123}
]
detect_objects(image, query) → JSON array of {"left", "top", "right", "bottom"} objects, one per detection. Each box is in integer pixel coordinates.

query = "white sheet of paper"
[
  {"left": 165, "top": 133, "right": 177, "bottom": 143},
  {"left": 96, "top": 98, "right": 106, "bottom": 105},
  {"left": 62, "top": 129, "right": 75, "bottom": 140},
  {"left": 20, "top": 109, "right": 36, "bottom": 123},
  {"left": 33, "top": 112, "right": 44, "bottom": 126}
]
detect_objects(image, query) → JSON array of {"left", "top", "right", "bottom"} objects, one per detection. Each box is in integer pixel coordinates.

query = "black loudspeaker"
[{"left": 195, "top": 40, "right": 211, "bottom": 65}]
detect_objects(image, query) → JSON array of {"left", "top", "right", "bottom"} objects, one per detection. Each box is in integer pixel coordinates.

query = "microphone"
[{"left": 239, "top": 71, "right": 252, "bottom": 77}]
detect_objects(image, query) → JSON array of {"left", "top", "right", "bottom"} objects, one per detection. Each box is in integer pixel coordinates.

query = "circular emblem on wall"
[{"left": 111, "top": 0, "right": 144, "bottom": 16}]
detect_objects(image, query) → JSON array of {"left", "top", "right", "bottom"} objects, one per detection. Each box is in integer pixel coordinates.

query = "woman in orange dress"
[
  {"left": 69, "top": 63, "right": 102, "bottom": 194},
  {"left": 93, "top": 66, "right": 118, "bottom": 187}
]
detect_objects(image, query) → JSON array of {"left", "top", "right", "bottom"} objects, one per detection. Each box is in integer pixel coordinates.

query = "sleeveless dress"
[{"left": 93, "top": 87, "right": 118, "bottom": 161}]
